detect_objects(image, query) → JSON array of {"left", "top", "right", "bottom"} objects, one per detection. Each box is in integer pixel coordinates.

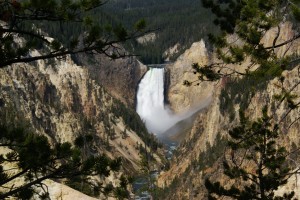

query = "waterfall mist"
[{"left": 136, "top": 68, "right": 211, "bottom": 135}]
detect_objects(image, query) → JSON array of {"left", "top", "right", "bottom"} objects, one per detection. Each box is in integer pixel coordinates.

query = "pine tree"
[
  {"left": 184, "top": 0, "right": 300, "bottom": 83},
  {"left": 192, "top": 0, "right": 300, "bottom": 199},
  {"left": 0, "top": 0, "right": 148, "bottom": 68},
  {"left": 0, "top": 122, "right": 128, "bottom": 199},
  {"left": 205, "top": 108, "right": 298, "bottom": 199}
]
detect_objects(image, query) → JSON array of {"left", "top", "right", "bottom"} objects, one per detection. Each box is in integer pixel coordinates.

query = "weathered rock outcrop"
[
  {"left": 0, "top": 53, "right": 161, "bottom": 165},
  {"left": 75, "top": 50, "right": 147, "bottom": 107},
  {"left": 167, "top": 40, "right": 214, "bottom": 113},
  {"left": 159, "top": 22, "right": 300, "bottom": 199},
  {"left": 41, "top": 180, "right": 99, "bottom": 200},
  {"left": 0, "top": 51, "right": 161, "bottom": 199}
]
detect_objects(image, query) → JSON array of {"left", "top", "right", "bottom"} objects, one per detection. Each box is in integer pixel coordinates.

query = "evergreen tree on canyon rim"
[{"left": 188, "top": 0, "right": 300, "bottom": 199}]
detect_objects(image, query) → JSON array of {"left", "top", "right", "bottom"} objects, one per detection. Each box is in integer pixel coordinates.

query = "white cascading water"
[
  {"left": 136, "top": 68, "right": 167, "bottom": 134},
  {"left": 136, "top": 67, "right": 212, "bottom": 135}
]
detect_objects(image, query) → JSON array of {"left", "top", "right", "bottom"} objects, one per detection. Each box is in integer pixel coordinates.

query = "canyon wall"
[
  {"left": 167, "top": 40, "right": 214, "bottom": 113},
  {"left": 159, "top": 22, "right": 300, "bottom": 199},
  {"left": 0, "top": 51, "right": 161, "bottom": 199},
  {"left": 75, "top": 49, "right": 147, "bottom": 107}
]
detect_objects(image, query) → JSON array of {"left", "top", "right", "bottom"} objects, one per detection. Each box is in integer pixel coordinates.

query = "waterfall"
[
  {"left": 137, "top": 67, "right": 187, "bottom": 135},
  {"left": 136, "top": 68, "right": 167, "bottom": 134},
  {"left": 136, "top": 67, "right": 212, "bottom": 135}
]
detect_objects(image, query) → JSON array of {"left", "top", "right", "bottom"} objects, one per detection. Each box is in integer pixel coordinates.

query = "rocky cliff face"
[
  {"left": 75, "top": 49, "right": 147, "bottom": 107},
  {"left": 0, "top": 50, "right": 162, "bottom": 198},
  {"left": 158, "top": 22, "right": 300, "bottom": 199},
  {"left": 167, "top": 40, "right": 213, "bottom": 113}
]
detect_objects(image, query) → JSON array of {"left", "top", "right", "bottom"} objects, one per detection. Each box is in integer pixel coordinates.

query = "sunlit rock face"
[
  {"left": 167, "top": 40, "right": 214, "bottom": 113},
  {"left": 0, "top": 52, "right": 162, "bottom": 165},
  {"left": 158, "top": 22, "right": 300, "bottom": 199},
  {"left": 0, "top": 50, "right": 162, "bottom": 199}
]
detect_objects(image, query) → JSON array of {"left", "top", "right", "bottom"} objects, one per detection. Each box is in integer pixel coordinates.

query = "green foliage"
[
  {"left": 103, "top": 0, "right": 219, "bottom": 64},
  {"left": 135, "top": 19, "right": 147, "bottom": 31},
  {"left": 18, "top": 133, "right": 52, "bottom": 170},
  {"left": 179, "top": 1, "right": 300, "bottom": 199},
  {"left": 0, "top": 122, "right": 129, "bottom": 199},
  {"left": 198, "top": 133, "right": 227, "bottom": 171},
  {"left": 190, "top": 0, "right": 300, "bottom": 82},
  {"left": 111, "top": 99, "right": 162, "bottom": 151},
  {"left": 206, "top": 109, "right": 296, "bottom": 199},
  {"left": 113, "top": 24, "right": 128, "bottom": 41},
  {"left": 0, "top": 0, "right": 146, "bottom": 68},
  {"left": 155, "top": 163, "right": 196, "bottom": 200},
  {"left": 219, "top": 77, "right": 258, "bottom": 119},
  {"left": 193, "top": 63, "right": 221, "bottom": 81},
  {"left": 66, "top": 176, "right": 101, "bottom": 197}
]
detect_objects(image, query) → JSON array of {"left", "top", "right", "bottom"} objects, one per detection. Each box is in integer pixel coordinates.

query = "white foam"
[{"left": 136, "top": 68, "right": 211, "bottom": 134}]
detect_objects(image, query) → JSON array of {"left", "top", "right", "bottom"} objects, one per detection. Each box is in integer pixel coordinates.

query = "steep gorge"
[
  {"left": 158, "top": 22, "right": 300, "bottom": 199},
  {"left": 0, "top": 50, "right": 162, "bottom": 198},
  {"left": 1, "top": 15, "right": 300, "bottom": 200}
]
